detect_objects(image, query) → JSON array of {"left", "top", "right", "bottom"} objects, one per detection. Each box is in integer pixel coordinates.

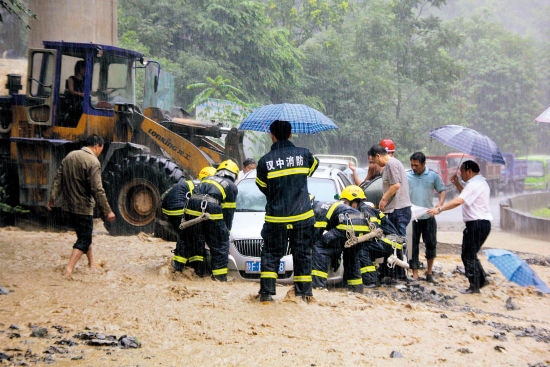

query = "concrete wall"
[
  {"left": 28, "top": 0, "right": 117, "bottom": 48},
  {"left": 500, "top": 192, "right": 550, "bottom": 241}
]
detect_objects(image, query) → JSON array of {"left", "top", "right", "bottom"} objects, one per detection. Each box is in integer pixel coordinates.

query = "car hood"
[{"left": 231, "top": 212, "right": 264, "bottom": 240}]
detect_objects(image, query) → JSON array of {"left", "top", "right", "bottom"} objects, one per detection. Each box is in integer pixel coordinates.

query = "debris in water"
[
  {"left": 505, "top": 297, "right": 520, "bottom": 310},
  {"left": 30, "top": 328, "right": 48, "bottom": 338},
  {"left": 390, "top": 351, "right": 404, "bottom": 358}
]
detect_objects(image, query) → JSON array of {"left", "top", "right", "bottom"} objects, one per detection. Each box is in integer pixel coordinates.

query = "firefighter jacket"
[
  {"left": 357, "top": 201, "right": 403, "bottom": 250},
  {"left": 322, "top": 201, "right": 369, "bottom": 246},
  {"left": 161, "top": 179, "right": 196, "bottom": 216},
  {"left": 357, "top": 201, "right": 399, "bottom": 236},
  {"left": 312, "top": 200, "right": 333, "bottom": 242},
  {"left": 193, "top": 174, "right": 238, "bottom": 230},
  {"left": 256, "top": 140, "right": 319, "bottom": 226}
]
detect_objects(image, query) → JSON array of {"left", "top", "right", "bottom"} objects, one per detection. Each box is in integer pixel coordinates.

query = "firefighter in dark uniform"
[
  {"left": 256, "top": 120, "right": 319, "bottom": 302},
  {"left": 311, "top": 186, "right": 367, "bottom": 293},
  {"left": 355, "top": 200, "right": 402, "bottom": 287},
  {"left": 311, "top": 200, "right": 336, "bottom": 286},
  {"left": 344, "top": 190, "right": 405, "bottom": 286},
  {"left": 161, "top": 166, "right": 216, "bottom": 273},
  {"left": 184, "top": 160, "right": 239, "bottom": 281}
]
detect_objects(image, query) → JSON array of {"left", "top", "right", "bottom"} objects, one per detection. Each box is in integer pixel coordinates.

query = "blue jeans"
[{"left": 386, "top": 207, "right": 411, "bottom": 237}]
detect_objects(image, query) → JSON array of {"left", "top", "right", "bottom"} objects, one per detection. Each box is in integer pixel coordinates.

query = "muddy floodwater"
[{"left": 1, "top": 222, "right": 549, "bottom": 366}]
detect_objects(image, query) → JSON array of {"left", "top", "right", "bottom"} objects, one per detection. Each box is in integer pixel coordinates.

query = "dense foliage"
[
  {"left": 2, "top": 0, "right": 547, "bottom": 163},
  {"left": 117, "top": 0, "right": 548, "bottom": 162}
]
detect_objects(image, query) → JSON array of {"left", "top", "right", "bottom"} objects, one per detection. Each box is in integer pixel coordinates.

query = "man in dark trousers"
[
  {"left": 407, "top": 152, "right": 446, "bottom": 282},
  {"left": 256, "top": 120, "right": 319, "bottom": 302},
  {"left": 427, "top": 160, "right": 492, "bottom": 294},
  {"left": 47, "top": 134, "right": 115, "bottom": 277},
  {"left": 161, "top": 166, "right": 216, "bottom": 273},
  {"left": 184, "top": 160, "right": 239, "bottom": 281}
]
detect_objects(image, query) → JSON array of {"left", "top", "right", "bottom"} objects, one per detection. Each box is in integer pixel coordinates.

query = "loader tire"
[{"left": 102, "top": 154, "right": 185, "bottom": 236}]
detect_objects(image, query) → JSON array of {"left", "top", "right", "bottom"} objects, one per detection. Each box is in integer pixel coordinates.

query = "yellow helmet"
[
  {"left": 216, "top": 159, "right": 239, "bottom": 181},
  {"left": 340, "top": 185, "right": 366, "bottom": 202},
  {"left": 198, "top": 166, "right": 216, "bottom": 180}
]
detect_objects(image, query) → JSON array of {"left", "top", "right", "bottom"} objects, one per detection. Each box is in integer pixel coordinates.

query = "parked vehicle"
[
  {"left": 0, "top": 41, "right": 244, "bottom": 235},
  {"left": 228, "top": 168, "right": 351, "bottom": 283},
  {"left": 316, "top": 154, "right": 358, "bottom": 171},
  {"left": 426, "top": 152, "right": 502, "bottom": 197},
  {"left": 517, "top": 155, "right": 550, "bottom": 191},
  {"left": 500, "top": 153, "right": 528, "bottom": 194}
]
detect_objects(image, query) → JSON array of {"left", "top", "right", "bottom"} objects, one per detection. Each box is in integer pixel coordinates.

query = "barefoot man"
[{"left": 47, "top": 135, "right": 115, "bottom": 276}]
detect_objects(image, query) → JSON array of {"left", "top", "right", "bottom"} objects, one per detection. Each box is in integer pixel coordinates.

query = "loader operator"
[
  {"left": 183, "top": 160, "right": 239, "bottom": 281},
  {"left": 161, "top": 166, "right": 216, "bottom": 274},
  {"left": 255, "top": 120, "right": 319, "bottom": 303},
  {"left": 311, "top": 186, "right": 367, "bottom": 293}
]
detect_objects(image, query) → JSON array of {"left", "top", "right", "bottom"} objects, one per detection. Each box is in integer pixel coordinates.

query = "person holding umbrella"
[
  {"left": 255, "top": 120, "right": 319, "bottom": 302},
  {"left": 427, "top": 160, "right": 492, "bottom": 294}
]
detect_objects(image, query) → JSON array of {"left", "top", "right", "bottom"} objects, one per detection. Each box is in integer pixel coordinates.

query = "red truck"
[{"left": 426, "top": 153, "right": 502, "bottom": 197}]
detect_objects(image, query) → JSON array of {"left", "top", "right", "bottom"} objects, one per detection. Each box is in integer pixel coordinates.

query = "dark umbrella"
[
  {"left": 429, "top": 125, "right": 505, "bottom": 164},
  {"left": 484, "top": 249, "right": 550, "bottom": 293},
  {"left": 238, "top": 103, "right": 338, "bottom": 134}
]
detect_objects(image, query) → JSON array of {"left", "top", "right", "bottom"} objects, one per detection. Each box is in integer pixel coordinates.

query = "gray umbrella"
[{"left": 429, "top": 125, "right": 505, "bottom": 165}]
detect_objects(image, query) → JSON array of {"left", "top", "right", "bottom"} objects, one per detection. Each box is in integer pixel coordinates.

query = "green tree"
[
  {"left": 119, "top": 0, "right": 303, "bottom": 105},
  {"left": 296, "top": 0, "right": 461, "bottom": 162},
  {"left": 264, "top": 0, "right": 351, "bottom": 45},
  {"left": 448, "top": 16, "right": 543, "bottom": 155}
]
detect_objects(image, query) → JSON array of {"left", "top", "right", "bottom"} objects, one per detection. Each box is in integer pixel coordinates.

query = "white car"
[{"left": 227, "top": 168, "right": 351, "bottom": 283}]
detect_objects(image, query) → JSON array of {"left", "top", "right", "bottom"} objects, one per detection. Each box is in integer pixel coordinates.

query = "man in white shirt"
[{"left": 427, "top": 160, "right": 492, "bottom": 294}]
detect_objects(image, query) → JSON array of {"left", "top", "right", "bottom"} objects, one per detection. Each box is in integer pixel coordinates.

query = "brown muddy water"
[{"left": 1, "top": 222, "right": 549, "bottom": 366}]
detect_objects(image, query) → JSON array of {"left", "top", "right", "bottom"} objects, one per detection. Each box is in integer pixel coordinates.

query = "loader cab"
[{"left": 25, "top": 41, "right": 142, "bottom": 128}]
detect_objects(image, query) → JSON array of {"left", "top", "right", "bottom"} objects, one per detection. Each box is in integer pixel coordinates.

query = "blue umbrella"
[
  {"left": 238, "top": 103, "right": 338, "bottom": 134},
  {"left": 429, "top": 125, "right": 505, "bottom": 164},
  {"left": 484, "top": 249, "right": 550, "bottom": 293}
]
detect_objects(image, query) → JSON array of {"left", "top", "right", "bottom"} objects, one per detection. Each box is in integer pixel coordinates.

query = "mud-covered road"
[{"left": 1, "top": 223, "right": 549, "bottom": 366}]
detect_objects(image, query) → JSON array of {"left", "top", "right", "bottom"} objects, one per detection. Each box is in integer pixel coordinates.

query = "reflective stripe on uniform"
[
  {"left": 326, "top": 201, "right": 342, "bottom": 220},
  {"left": 314, "top": 221, "right": 327, "bottom": 228},
  {"left": 308, "top": 156, "right": 319, "bottom": 176},
  {"left": 162, "top": 208, "right": 184, "bottom": 216},
  {"left": 261, "top": 272, "right": 278, "bottom": 279},
  {"left": 188, "top": 256, "right": 204, "bottom": 263},
  {"left": 221, "top": 202, "right": 236, "bottom": 209},
  {"left": 336, "top": 224, "right": 371, "bottom": 232},
  {"left": 370, "top": 217, "right": 381, "bottom": 224},
  {"left": 212, "top": 268, "right": 227, "bottom": 275},
  {"left": 379, "top": 212, "right": 385, "bottom": 219},
  {"left": 202, "top": 179, "right": 226, "bottom": 200},
  {"left": 347, "top": 278, "right": 362, "bottom": 285},
  {"left": 187, "top": 180, "right": 195, "bottom": 193},
  {"left": 381, "top": 237, "right": 403, "bottom": 249},
  {"left": 265, "top": 210, "right": 314, "bottom": 223},
  {"left": 361, "top": 265, "right": 376, "bottom": 273},
  {"left": 172, "top": 255, "right": 187, "bottom": 264},
  {"left": 267, "top": 167, "right": 310, "bottom": 179},
  {"left": 294, "top": 275, "right": 312, "bottom": 282},
  {"left": 184, "top": 208, "right": 223, "bottom": 220},
  {"left": 311, "top": 270, "right": 327, "bottom": 278},
  {"left": 256, "top": 177, "right": 267, "bottom": 188}
]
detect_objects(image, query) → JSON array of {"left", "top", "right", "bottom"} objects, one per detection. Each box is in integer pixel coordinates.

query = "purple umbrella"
[{"left": 429, "top": 125, "right": 505, "bottom": 165}]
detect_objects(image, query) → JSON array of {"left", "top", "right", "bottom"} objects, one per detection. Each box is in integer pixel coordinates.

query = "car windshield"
[
  {"left": 527, "top": 161, "right": 544, "bottom": 177},
  {"left": 236, "top": 177, "right": 338, "bottom": 212}
]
